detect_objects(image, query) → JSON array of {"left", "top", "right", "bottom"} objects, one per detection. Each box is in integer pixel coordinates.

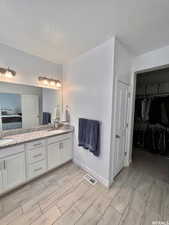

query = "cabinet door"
[
  {"left": 3, "top": 152, "right": 26, "bottom": 190},
  {"left": 0, "top": 161, "right": 4, "bottom": 193},
  {"left": 60, "top": 138, "right": 72, "bottom": 164},
  {"left": 47, "top": 142, "right": 61, "bottom": 170}
]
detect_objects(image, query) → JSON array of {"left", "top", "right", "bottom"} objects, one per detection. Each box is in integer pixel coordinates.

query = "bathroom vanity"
[{"left": 0, "top": 128, "right": 73, "bottom": 195}]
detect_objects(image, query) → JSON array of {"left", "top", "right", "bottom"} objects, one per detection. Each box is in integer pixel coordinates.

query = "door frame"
[
  {"left": 126, "top": 64, "right": 169, "bottom": 166},
  {"left": 110, "top": 79, "right": 130, "bottom": 183}
]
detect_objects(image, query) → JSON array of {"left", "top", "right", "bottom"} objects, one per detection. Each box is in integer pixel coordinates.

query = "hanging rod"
[{"left": 136, "top": 92, "right": 169, "bottom": 98}]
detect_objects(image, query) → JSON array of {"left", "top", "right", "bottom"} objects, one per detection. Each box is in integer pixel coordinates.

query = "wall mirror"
[{"left": 0, "top": 82, "right": 61, "bottom": 131}]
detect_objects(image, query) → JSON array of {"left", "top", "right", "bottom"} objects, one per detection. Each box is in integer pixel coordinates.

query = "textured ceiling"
[{"left": 0, "top": 0, "right": 169, "bottom": 63}]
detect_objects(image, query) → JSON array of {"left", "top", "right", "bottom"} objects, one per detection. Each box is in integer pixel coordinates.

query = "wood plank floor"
[{"left": 0, "top": 150, "right": 169, "bottom": 225}]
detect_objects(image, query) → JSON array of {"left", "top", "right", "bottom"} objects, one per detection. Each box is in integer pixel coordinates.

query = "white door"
[
  {"left": 3, "top": 152, "right": 26, "bottom": 190},
  {"left": 21, "top": 95, "right": 39, "bottom": 129},
  {"left": 47, "top": 142, "right": 61, "bottom": 170},
  {"left": 60, "top": 138, "right": 72, "bottom": 164},
  {"left": 113, "top": 81, "right": 129, "bottom": 177}
]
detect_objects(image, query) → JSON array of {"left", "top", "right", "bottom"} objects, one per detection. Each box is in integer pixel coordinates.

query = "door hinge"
[
  {"left": 124, "top": 152, "right": 127, "bottom": 156},
  {"left": 128, "top": 93, "right": 131, "bottom": 98},
  {"left": 126, "top": 123, "right": 128, "bottom": 128}
]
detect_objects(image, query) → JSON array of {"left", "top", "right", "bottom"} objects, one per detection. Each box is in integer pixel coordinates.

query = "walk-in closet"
[{"left": 133, "top": 67, "right": 169, "bottom": 183}]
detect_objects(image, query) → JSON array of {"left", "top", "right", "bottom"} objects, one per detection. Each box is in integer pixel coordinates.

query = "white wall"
[
  {"left": 133, "top": 45, "right": 169, "bottom": 72},
  {"left": 0, "top": 43, "right": 62, "bottom": 87},
  {"left": 114, "top": 39, "right": 133, "bottom": 84},
  {"left": 63, "top": 38, "right": 115, "bottom": 186}
]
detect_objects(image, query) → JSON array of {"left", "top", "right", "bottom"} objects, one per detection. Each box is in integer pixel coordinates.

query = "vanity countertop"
[{"left": 0, "top": 127, "right": 73, "bottom": 149}]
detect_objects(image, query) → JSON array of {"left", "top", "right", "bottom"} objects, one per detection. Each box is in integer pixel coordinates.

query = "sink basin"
[
  {"left": 0, "top": 138, "right": 14, "bottom": 145},
  {"left": 48, "top": 128, "right": 58, "bottom": 131},
  {"left": 48, "top": 128, "right": 66, "bottom": 133}
]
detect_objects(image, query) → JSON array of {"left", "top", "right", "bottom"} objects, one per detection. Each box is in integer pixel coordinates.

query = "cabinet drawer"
[
  {"left": 27, "top": 147, "right": 46, "bottom": 164},
  {"left": 28, "top": 160, "right": 46, "bottom": 179},
  {"left": 26, "top": 140, "right": 45, "bottom": 150},
  {"left": 48, "top": 133, "right": 72, "bottom": 145},
  {"left": 0, "top": 145, "right": 24, "bottom": 159}
]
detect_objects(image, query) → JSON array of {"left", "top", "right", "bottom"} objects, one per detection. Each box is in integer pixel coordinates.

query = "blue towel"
[
  {"left": 43, "top": 112, "right": 51, "bottom": 124},
  {"left": 78, "top": 118, "right": 100, "bottom": 156}
]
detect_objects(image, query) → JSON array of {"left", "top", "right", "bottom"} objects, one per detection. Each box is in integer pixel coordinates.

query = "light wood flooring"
[{"left": 0, "top": 150, "right": 169, "bottom": 225}]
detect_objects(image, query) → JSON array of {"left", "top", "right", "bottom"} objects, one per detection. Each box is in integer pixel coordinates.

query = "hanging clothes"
[
  {"left": 135, "top": 98, "right": 142, "bottom": 119},
  {"left": 141, "top": 99, "right": 146, "bottom": 121},
  {"left": 161, "top": 102, "right": 169, "bottom": 126},
  {"left": 144, "top": 125, "right": 169, "bottom": 155},
  {"left": 134, "top": 95, "right": 169, "bottom": 156},
  {"left": 142, "top": 98, "right": 151, "bottom": 121},
  {"left": 164, "top": 96, "right": 169, "bottom": 124},
  {"left": 149, "top": 98, "right": 162, "bottom": 124}
]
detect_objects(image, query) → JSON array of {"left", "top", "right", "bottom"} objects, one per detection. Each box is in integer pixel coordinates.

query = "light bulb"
[
  {"left": 50, "top": 80, "right": 56, "bottom": 86},
  {"left": 5, "top": 70, "right": 13, "bottom": 78},
  {"left": 43, "top": 79, "right": 49, "bottom": 85},
  {"left": 56, "top": 81, "right": 61, "bottom": 88}
]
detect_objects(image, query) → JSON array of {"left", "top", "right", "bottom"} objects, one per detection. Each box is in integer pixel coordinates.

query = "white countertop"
[{"left": 0, "top": 127, "right": 73, "bottom": 148}]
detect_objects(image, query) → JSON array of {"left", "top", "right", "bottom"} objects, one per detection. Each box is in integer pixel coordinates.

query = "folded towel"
[
  {"left": 78, "top": 118, "right": 100, "bottom": 156},
  {"left": 43, "top": 112, "right": 51, "bottom": 124}
]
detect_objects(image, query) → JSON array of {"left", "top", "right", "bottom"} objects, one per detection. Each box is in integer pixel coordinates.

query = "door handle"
[
  {"left": 4, "top": 160, "right": 6, "bottom": 170},
  {"left": 59, "top": 143, "right": 63, "bottom": 149},
  {"left": 0, "top": 161, "right": 3, "bottom": 170},
  {"left": 116, "top": 134, "right": 120, "bottom": 139}
]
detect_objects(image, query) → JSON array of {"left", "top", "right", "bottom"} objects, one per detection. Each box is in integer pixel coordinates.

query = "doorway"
[
  {"left": 132, "top": 67, "right": 169, "bottom": 183},
  {"left": 21, "top": 95, "right": 40, "bottom": 129}
]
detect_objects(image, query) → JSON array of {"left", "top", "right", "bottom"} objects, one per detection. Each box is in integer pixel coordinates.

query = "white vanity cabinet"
[
  {"left": 59, "top": 138, "right": 73, "bottom": 164},
  {"left": 3, "top": 152, "right": 26, "bottom": 190},
  {"left": 0, "top": 145, "right": 26, "bottom": 193},
  {"left": 0, "top": 131, "right": 73, "bottom": 195},
  {"left": 0, "top": 162, "right": 4, "bottom": 192},
  {"left": 47, "top": 133, "right": 73, "bottom": 170},
  {"left": 26, "top": 139, "right": 47, "bottom": 179},
  {"left": 48, "top": 142, "right": 61, "bottom": 170}
]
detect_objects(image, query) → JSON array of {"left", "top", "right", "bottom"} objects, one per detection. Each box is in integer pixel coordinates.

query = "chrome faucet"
[
  {"left": 52, "top": 119, "right": 62, "bottom": 129},
  {"left": 0, "top": 132, "right": 3, "bottom": 140}
]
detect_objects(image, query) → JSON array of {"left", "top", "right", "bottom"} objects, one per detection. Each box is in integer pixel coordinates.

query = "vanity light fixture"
[
  {"left": 0, "top": 67, "right": 16, "bottom": 78},
  {"left": 38, "top": 76, "right": 62, "bottom": 88},
  {"left": 38, "top": 76, "right": 49, "bottom": 85},
  {"left": 55, "top": 80, "right": 62, "bottom": 88},
  {"left": 50, "top": 79, "right": 56, "bottom": 87},
  {"left": 43, "top": 78, "right": 49, "bottom": 85}
]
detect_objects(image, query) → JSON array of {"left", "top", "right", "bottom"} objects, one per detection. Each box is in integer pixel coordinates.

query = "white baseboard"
[{"left": 73, "top": 158, "right": 110, "bottom": 188}]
